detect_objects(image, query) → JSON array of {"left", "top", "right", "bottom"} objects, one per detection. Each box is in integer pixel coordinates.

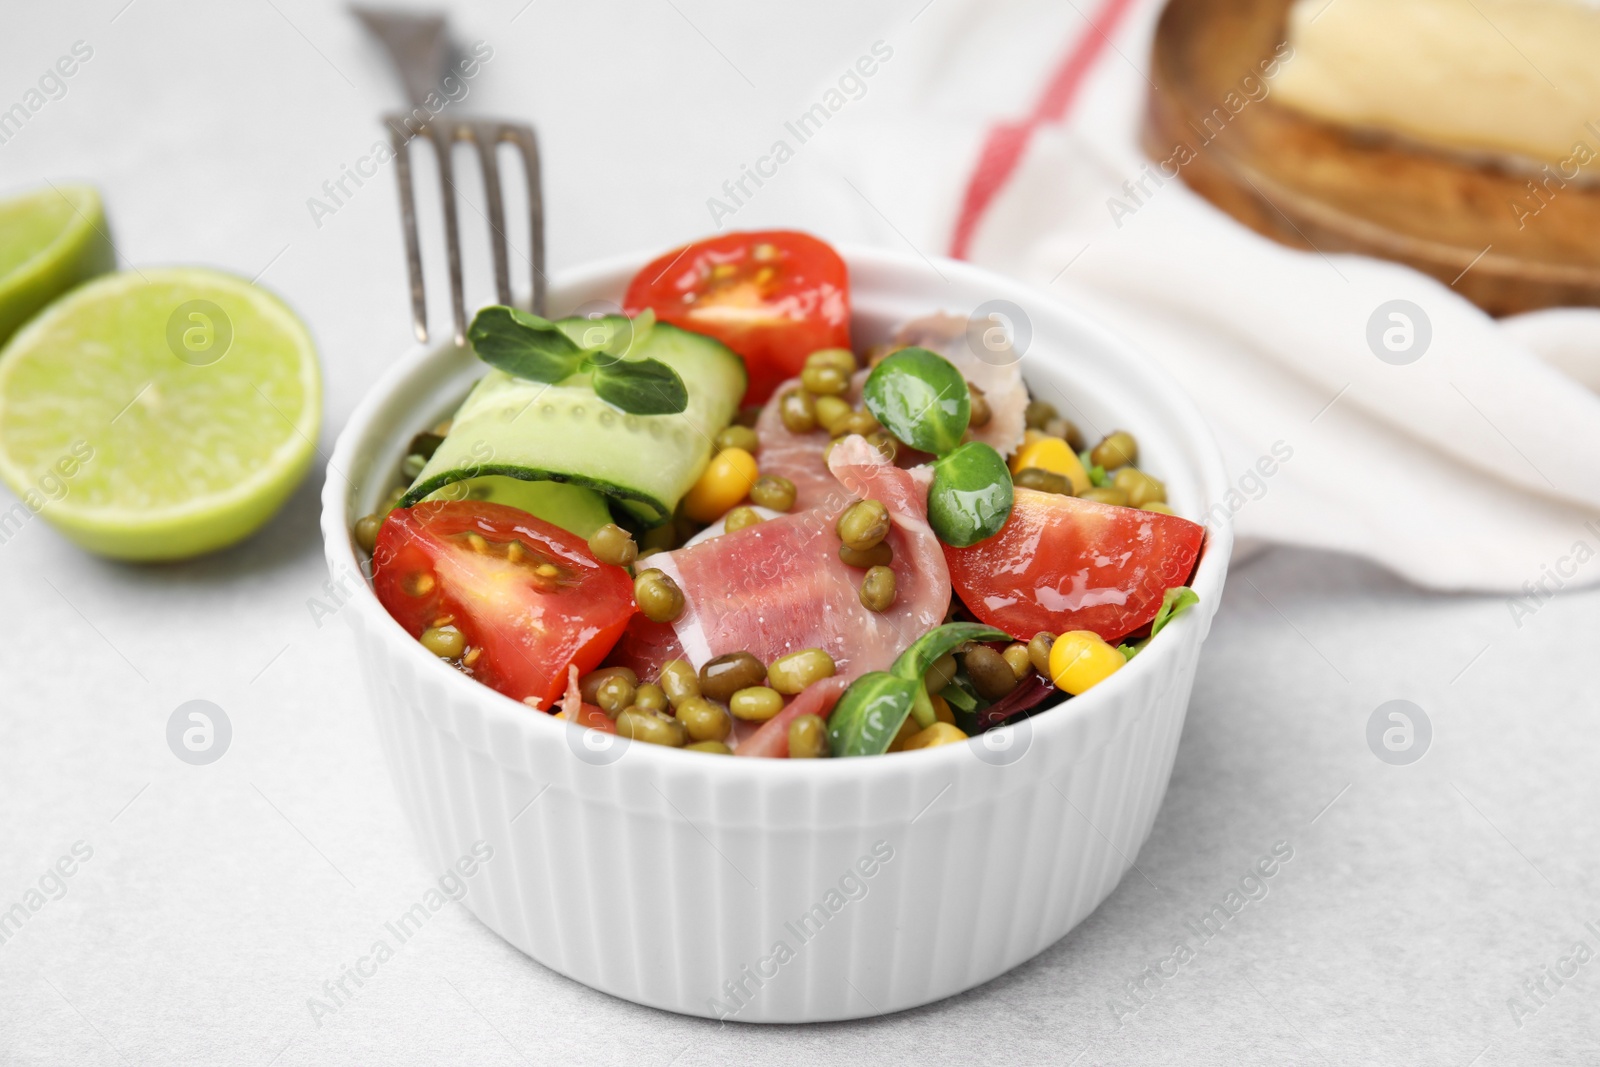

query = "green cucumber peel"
[
  {"left": 827, "top": 672, "right": 921, "bottom": 757},
  {"left": 467, "top": 305, "right": 686, "bottom": 416},
  {"left": 929, "top": 443, "right": 1014, "bottom": 547}
]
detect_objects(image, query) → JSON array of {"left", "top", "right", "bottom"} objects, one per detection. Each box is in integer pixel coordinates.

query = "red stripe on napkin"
[{"left": 948, "top": 0, "right": 1140, "bottom": 260}]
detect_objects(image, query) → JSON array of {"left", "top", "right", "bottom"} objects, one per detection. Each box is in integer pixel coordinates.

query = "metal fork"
[{"left": 352, "top": 6, "right": 546, "bottom": 345}]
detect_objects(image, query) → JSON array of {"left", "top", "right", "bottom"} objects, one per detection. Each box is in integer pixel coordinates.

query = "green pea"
[
  {"left": 838, "top": 542, "right": 893, "bottom": 568},
  {"left": 833, "top": 410, "right": 880, "bottom": 438},
  {"left": 675, "top": 696, "right": 732, "bottom": 742},
  {"left": 1027, "top": 632, "right": 1056, "bottom": 675},
  {"left": 1024, "top": 400, "right": 1057, "bottom": 430},
  {"left": 699, "top": 652, "right": 767, "bottom": 702},
  {"left": 801, "top": 363, "right": 850, "bottom": 396},
  {"left": 749, "top": 475, "right": 797, "bottom": 512},
  {"left": 587, "top": 523, "right": 638, "bottom": 567},
  {"left": 729, "top": 686, "right": 784, "bottom": 722},
  {"left": 767, "top": 648, "right": 837, "bottom": 695},
  {"left": 353, "top": 514, "right": 382, "bottom": 553},
  {"left": 859, "top": 565, "right": 896, "bottom": 612},
  {"left": 1081, "top": 486, "right": 1129, "bottom": 506},
  {"left": 1090, "top": 431, "right": 1138, "bottom": 470},
  {"left": 686, "top": 740, "right": 732, "bottom": 754},
  {"left": 864, "top": 431, "right": 899, "bottom": 463},
  {"left": 594, "top": 675, "right": 636, "bottom": 716},
  {"left": 723, "top": 506, "right": 764, "bottom": 533},
  {"left": 928, "top": 441, "right": 1014, "bottom": 547},
  {"left": 658, "top": 659, "right": 700, "bottom": 708},
  {"left": 633, "top": 682, "right": 667, "bottom": 714},
  {"left": 580, "top": 667, "right": 637, "bottom": 704},
  {"left": 963, "top": 645, "right": 1017, "bottom": 700},
  {"left": 788, "top": 714, "right": 830, "bottom": 758},
  {"left": 634, "top": 568, "right": 684, "bottom": 623},
  {"left": 861, "top": 347, "right": 970, "bottom": 455},
  {"left": 615, "top": 710, "right": 687, "bottom": 747},
  {"left": 836, "top": 499, "right": 890, "bottom": 552},
  {"left": 715, "top": 425, "right": 760, "bottom": 454},
  {"left": 779, "top": 389, "right": 817, "bottom": 433},
  {"left": 805, "top": 348, "right": 858, "bottom": 377},
  {"left": 1014, "top": 467, "right": 1072, "bottom": 495},
  {"left": 1113, "top": 467, "right": 1166, "bottom": 507},
  {"left": 814, "top": 395, "right": 853, "bottom": 436}
]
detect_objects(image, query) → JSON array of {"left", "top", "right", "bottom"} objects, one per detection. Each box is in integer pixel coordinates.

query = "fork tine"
[
  {"left": 429, "top": 123, "right": 469, "bottom": 347},
  {"left": 388, "top": 117, "right": 429, "bottom": 343},
  {"left": 503, "top": 124, "right": 547, "bottom": 316},
  {"left": 470, "top": 124, "right": 514, "bottom": 308}
]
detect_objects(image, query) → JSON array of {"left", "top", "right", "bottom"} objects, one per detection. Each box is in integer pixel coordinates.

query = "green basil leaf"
[
  {"left": 590, "top": 356, "right": 688, "bottom": 416},
  {"left": 827, "top": 672, "right": 920, "bottom": 757},
  {"left": 1149, "top": 586, "right": 1199, "bottom": 638},
  {"left": 861, "top": 347, "right": 970, "bottom": 455},
  {"left": 892, "top": 621, "right": 1012, "bottom": 683},
  {"left": 468, "top": 305, "right": 587, "bottom": 383},
  {"left": 928, "top": 442, "right": 1014, "bottom": 547}
]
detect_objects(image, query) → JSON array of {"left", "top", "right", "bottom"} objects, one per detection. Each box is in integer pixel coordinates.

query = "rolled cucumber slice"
[
  {"left": 400, "top": 318, "right": 746, "bottom": 526},
  {"left": 418, "top": 475, "right": 612, "bottom": 538}
]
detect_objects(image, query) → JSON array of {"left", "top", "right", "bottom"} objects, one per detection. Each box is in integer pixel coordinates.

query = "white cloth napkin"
[{"left": 822, "top": 0, "right": 1600, "bottom": 593}]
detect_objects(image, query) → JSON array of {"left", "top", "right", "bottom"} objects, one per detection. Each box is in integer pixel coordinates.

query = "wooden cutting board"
[{"left": 1143, "top": 0, "right": 1600, "bottom": 315}]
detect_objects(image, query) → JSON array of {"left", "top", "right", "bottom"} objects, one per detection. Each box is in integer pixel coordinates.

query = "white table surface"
[{"left": 3, "top": 2, "right": 1597, "bottom": 1064}]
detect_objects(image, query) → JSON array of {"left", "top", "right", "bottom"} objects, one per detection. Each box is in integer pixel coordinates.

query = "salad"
[{"left": 354, "top": 231, "right": 1205, "bottom": 758}]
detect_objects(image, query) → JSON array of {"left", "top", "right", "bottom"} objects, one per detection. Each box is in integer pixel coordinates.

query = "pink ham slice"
[
  {"left": 647, "top": 435, "right": 950, "bottom": 686},
  {"left": 736, "top": 675, "right": 849, "bottom": 757},
  {"left": 751, "top": 374, "right": 848, "bottom": 514},
  {"left": 893, "top": 313, "right": 1027, "bottom": 457}
]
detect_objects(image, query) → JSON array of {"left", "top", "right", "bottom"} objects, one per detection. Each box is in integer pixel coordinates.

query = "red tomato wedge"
[
  {"left": 372, "top": 501, "right": 635, "bottom": 710},
  {"left": 623, "top": 230, "right": 850, "bottom": 405},
  {"left": 944, "top": 489, "right": 1204, "bottom": 644}
]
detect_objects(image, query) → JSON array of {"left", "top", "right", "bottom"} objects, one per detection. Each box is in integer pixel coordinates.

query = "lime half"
[
  {"left": 0, "top": 184, "right": 115, "bottom": 346},
  {"left": 0, "top": 267, "right": 322, "bottom": 560}
]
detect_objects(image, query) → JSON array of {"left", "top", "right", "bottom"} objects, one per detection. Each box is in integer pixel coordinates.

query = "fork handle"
[{"left": 351, "top": 6, "right": 448, "bottom": 107}]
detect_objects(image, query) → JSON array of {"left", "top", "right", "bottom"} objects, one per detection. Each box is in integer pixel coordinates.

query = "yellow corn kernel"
[
  {"left": 903, "top": 722, "right": 968, "bottom": 750},
  {"left": 683, "top": 446, "right": 759, "bottom": 523},
  {"left": 1140, "top": 502, "right": 1175, "bottom": 515},
  {"left": 1048, "top": 631, "right": 1124, "bottom": 695},
  {"left": 886, "top": 716, "right": 921, "bottom": 753},
  {"left": 1010, "top": 436, "right": 1090, "bottom": 494},
  {"left": 1022, "top": 428, "right": 1050, "bottom": 448},
  {"left": 930, "top": 692, "right": 954, "bottom": 725}
]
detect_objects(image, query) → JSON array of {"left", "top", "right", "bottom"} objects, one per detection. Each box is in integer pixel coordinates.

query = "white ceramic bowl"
[{"left": 321, "top": 246, "right": 1233, "bottom": 1023}]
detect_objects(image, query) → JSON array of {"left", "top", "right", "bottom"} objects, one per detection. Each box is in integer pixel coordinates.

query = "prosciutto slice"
[
  {"left": 751, "top": 374, "right": 850, "bottom": 514},
  {"left": 893, "top": 313, "right": 1028, "bottom": 457},
  {"left": 647, "top": 435, "right": 950, "bottom": 683}
]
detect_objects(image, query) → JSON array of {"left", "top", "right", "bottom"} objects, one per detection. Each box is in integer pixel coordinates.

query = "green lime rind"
[
  {"left": 0, "top": 184, "right": 116, "bottom": 346},
  {"left": 0, "top": 267, "right": 322, "bottom": 560}
]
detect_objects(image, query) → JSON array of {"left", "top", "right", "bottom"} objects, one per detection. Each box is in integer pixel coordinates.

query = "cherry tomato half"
[
  {"left": 623, "top": 230, "right": 850, "bottom": 404},
  {"left": 944, "top": 489, "right": 1204, "bottom": 644},
  {"left": 373, "top": 501, "right": 636, "bottom": 710}
]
